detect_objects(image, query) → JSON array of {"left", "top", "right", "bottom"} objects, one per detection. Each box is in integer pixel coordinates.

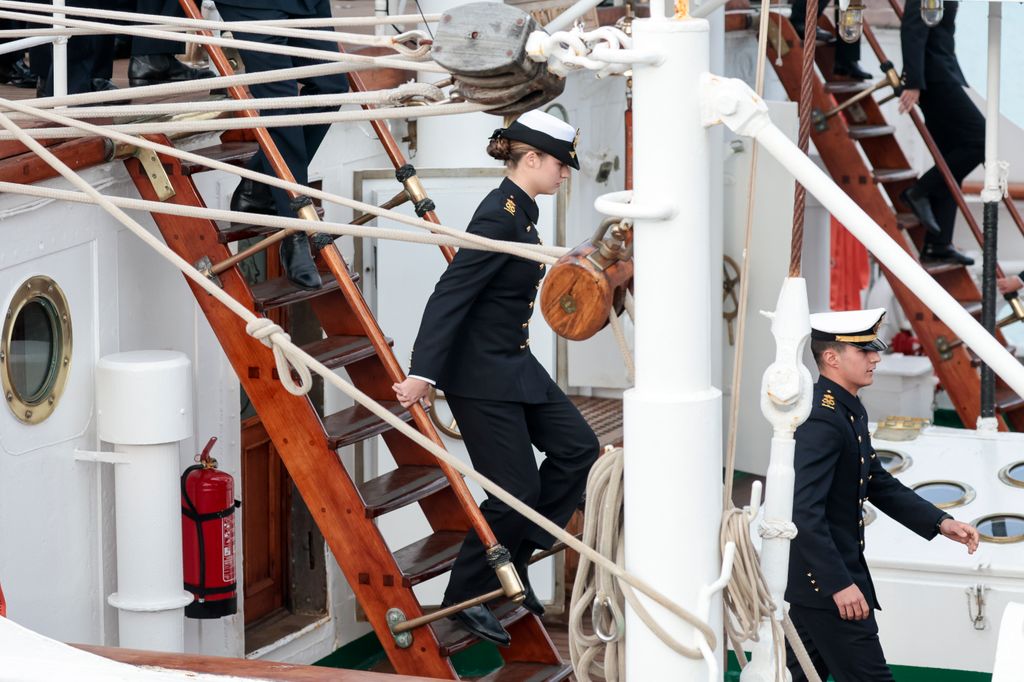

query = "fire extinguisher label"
[{"left": 221, "top": 514, "right": 236, "bottom": 583}]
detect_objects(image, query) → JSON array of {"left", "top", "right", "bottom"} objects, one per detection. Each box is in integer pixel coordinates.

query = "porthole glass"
[
  {"left": 2, "top": 276, "right": 72, "bottom": 424},
  {"left": 876, "top": 449, "right": 912, "bottom": 474},
  {"left": 910, "top": 480, "right": 975, "bottom": 510},
  {"left": 973, "top": 514, "right": 1024, "bottom": 544},
  {"left": 998, "top": 462, "right": 1024, "bottom": 489}
]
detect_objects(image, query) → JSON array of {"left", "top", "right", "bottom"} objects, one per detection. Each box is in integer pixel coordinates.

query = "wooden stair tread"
[
  {"left": 301, "top": 335, "right": 389, "bottom": 371},
  {"left": 393, "top": 531, "right": 464, "bottom": 586},
  {"left": 357, "top": 465, "right": 451, "bottom": 518},
  {"left": 323, "top": 400, "right": 413, "bottom": 449},
  {"left": 996, "top": 385, "right": 1024, "bottom": 412},
  {"left": 432, "top": 600, "right": 531, "bottom": 657},
  {"left": 216, "top": 206, "right": 326, "bottom": 243},
  {"left": 824, "top": 81, "right": 873, "bottom": 94},
  {"left": 896, "top": 212, "right": 919, "bottom": 229},
  {"left": 848, "top": 124, "right": 895, "bottom": 140},
  {"left": 179, "top": 141, "right": 259, "bottom": 175},
  {"left": 250, "top": 273, "right": 357, "bottom": 313},
  {"left": 476, "top": 662, "right": 574, "bottom": 682},
  {"left": 923, "top": 262, "right": 964, "bottom": 276},
  {"left": 872, "top": 168, "right": 918, "bottom": 184},
  {"left": 962, "top": 300, "right": 983, "bottom": 318}
]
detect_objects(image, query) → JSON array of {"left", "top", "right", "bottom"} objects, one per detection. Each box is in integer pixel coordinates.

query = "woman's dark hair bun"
[{"left": 487, "top": 136, "right": 512, "bottom": 161}]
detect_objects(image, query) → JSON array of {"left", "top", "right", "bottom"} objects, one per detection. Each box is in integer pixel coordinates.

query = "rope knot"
[
  {"left": 245, "top": 318, "right": 312, "bottom": 396},
  {"left": 758, "top": 518, "right": 798, "bottom": 540}
]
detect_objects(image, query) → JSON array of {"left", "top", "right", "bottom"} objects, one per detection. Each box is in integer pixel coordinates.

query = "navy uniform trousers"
[
  {"left": 444, "top": 385, "right": 596, "bottom": 602},
  {"left": 215, "top": 0, "right": 349, "bottom": 218},
  {"left": 789, "top": 0, "right": 860, "bottom": 64},
  {"left": 785, "top": 605, "right": 894, "bottom": 682}
]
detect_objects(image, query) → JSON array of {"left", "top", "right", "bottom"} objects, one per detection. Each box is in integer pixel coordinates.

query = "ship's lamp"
[
  {"left": 921, "top": 0, "right": 943, "bottom": 27},
  {"left": 837, "top": 0, "right": 865, "bottom": 44}
]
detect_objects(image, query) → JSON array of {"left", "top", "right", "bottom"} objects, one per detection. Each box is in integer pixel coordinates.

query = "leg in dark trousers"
[
  {"left": 215, "top": 0, "right": 349, "bottom": 218},
  {"left": 443, "top": 385, "right": 598, "bottom": 603},
  {"left": 916, "top": 83, "right": 986, "bottom": 249},
  {"left": 785, "top": 605, "right": 896, "bottom": 682},
  {"left": 790, "top": 0, "right": 861, "bottom": 66}
]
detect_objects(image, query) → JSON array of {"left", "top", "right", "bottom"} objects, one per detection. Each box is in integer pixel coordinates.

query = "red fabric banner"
[{"left": 830, "top": 216, "right": 870, "bottom": 310}]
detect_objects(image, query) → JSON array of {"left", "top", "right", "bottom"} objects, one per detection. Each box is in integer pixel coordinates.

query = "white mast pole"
[
  {"left": 619, "top": 4, "right": 723, "bottom": 678},
  {"left": 51, "top": 0, "right": 67, "bottom": 99}
]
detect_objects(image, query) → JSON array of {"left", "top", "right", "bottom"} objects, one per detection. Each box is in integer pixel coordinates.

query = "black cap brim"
[
  {"left": 498, "top": 121, "right": 579, "bottom": 169},
  {"left": 850, "top": 338, "right": 888, "bottom": 352}
]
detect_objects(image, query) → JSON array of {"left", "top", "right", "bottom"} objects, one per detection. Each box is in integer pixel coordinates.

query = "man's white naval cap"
[{"left": 810, "top": 308, "right": 888, "bottom": 352}]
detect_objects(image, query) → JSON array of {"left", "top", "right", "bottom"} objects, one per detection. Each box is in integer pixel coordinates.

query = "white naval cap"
[
  {"left": 490, "top": 109, "right": 580, "bottom": 169},
  {"left": 809, "top": 308, "right": 888, "bottom": 351}
]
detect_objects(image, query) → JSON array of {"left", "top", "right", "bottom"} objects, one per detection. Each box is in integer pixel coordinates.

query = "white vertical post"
[
  {"left": 982, "top": 1, "right": 1002, "bottom": 203},
  {"left": 51, "top": 0, "right": 68, "bottom": 99},
  {"left": 97, "top": 351, "right": 194, "bottom": 653},
  {"left": 741, "top": 278, "right": 813, "bottom": 681},
  {"left": 622, "top": 13, "right": 722, "bottom": 679}
]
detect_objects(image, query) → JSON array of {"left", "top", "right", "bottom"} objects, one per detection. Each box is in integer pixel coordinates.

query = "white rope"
[
  {"left": 526, "top": 25, "right": 658, "bottom": 78},
  {"left": 0, "top": 181, "right": 566, "bottom": 263},
  {"left": 245, "top": 319, "right": 312, "bottom": 396},
  {"left": 0, "top": 0, "right": 432, "bottom": 53},
  {"left": 0, "top": 100, "right": 489, "bottom": 140},
  {"left": 0, "top": 104, "right": 718, "bottom": 661},
  {"left": 0, "top": 96, "right": 537, "bottom": 265},
  {"left": 0, "top": 8, "right": 442, "bottom": 67},
  {"left": 607, "top": 309, "right": 635, "bottom": 383},
  {"left": 3, "top": 83, "right": 446, "bottom": 120}
]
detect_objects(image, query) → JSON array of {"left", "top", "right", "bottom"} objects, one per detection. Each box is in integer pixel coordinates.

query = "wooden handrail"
[{"left": 177, "top": 0, "right": 499, "bottom": 551}]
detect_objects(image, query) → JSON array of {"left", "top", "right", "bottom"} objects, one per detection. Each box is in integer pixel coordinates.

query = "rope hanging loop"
[{"left": 245, "top": 318, "right": 312, "bottom": 396}]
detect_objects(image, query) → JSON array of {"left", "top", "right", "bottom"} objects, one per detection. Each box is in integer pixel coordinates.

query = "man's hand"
[
  {"left": 940, "top": 518, "right": 980, "bottom": 555},
  {"left": 898, "top": 88, "right": 921, "bottom": 114},
  {"left": 833, "top": 583, "right": 870, "bottom": 621},
  {"left": 393, "top": 377, "right": 431, "bottom": 408},
  {"left": 997, "top": 275, "right": 1024, "bottom": 295}
]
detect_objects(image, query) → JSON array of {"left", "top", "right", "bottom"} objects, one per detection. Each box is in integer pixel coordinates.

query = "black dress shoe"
[
  {"left": 446, "top": 603, "right": 511, "bottom": 647},
  {"left": 514, "top": 548, "right": 544, "bottom": 617},
  {"left": 921, "top": 245, "right": 975, "bottom": 266},
  {"left": 280, "top": 233, "right": 322, "bottom": 290},
  {"left": 8, "top": 59, "right": 36, "bottom": 89},
  {"left": 900, "top": 187, "right": 943, "bottom": 235},
  {"left": 833, "top": 60, "right": 872, "bottom": 81},
  {"left": 792, "top": 23, "right": 835, "bottom": 44},
  {"left": 231, "top": 178, "right": 277, "bottom": 216},
  {"left": 128, "top": 54, "right": 216, "bottom": 87},
  {"left": 91, "top": 78, "right": 118, "bottom": 93}
]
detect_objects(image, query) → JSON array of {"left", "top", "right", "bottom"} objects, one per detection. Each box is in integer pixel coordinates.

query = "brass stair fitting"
[{"left": 822, "top": 60, "right": 903, "bottom": 122}]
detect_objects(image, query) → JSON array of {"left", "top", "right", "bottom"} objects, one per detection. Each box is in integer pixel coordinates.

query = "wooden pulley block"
[
  {"left": 541, "top": 219, "right": 633, "bottom": 341},
  {"left": 456, "top": 76, "right": 566, "bottom": 116}
]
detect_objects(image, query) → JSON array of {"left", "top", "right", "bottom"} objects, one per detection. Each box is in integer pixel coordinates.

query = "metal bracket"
[
  {"left": 194, "top": 255, "right": 223, "bottom": 289},
  {"left": 811, "top": 109, "right": 828, "bottom": 133},
  {"left": 966, "top": 584, "right": 988, "bottom": 631},
  {"left": 935, "top": 335, "right": 961, "bottom": 361},
  {"left": 386, "top": 608, "right": 414, "bottom": 648},
  {"left": 133, "top": 148, "right": 175, "bottom": 201}
]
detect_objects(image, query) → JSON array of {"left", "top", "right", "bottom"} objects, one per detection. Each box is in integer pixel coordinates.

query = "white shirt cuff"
[{"left": 409, "top": 375, "right": 435, "bottom": 386}]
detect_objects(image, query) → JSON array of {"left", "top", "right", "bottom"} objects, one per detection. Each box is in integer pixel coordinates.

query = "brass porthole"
[
  {"left": 997, "top": 461, "right": 1024, "bottom": 489},
  {"left": 876, "top": 449, "right": 912, "bottom": 475},
  {"left": 1, "top": 276, "right": 72, "bottom": 424},
  {"left": 910, "top": 480, "right": 976, "bottom": 510},
  {"left": 972, "top": 514, "right": 1024, "bottom": 544}
]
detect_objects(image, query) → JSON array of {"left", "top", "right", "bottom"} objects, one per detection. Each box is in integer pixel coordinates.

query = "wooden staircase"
[
  {"left": 124, "top": 133, "right": 571, "bottom": 679},
  {"left": 766, "top": 13, "right": 1024, "bottom": 430}
]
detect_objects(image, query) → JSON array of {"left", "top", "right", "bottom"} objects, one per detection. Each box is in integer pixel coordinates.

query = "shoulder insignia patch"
[
  {"left": 821, "top": 392, "right": 836, "bottom": 410},
  {"left": 504, "top": 197, "right": 516, "bottom": 215}
]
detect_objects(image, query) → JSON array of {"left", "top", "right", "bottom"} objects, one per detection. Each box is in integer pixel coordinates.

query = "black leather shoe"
[
  {"left": 514, "top": 550, "right": 545, "bottom": 617},
  {"left": 921, "top": 245, "right": 974, "bottom": 266},
  {"left": 128, "top": 54, "right": 216, "bottom": 87},
  {"left": 91, "top": 78, "right": 118, "bottom": 92},
  {"left": 900, "top": 187, "right": 942, "bottom": 235},
  {"left": 8, "top": 59, "right": 36, "bottom": 89},
  {"left": 447, "top": 603, "right": 511, "bottom": 647},
  {"left": 833, "top": 60, "right": 872, "bottom": 81},
  {"left": 792, "top": 23, "right": 835, "bottom": 45},
  {"left": 231, "top": 178, "right": 276, "bottom": 217},
  {"left": 280, "top": 233, "right": 322, "bottom": 290}
]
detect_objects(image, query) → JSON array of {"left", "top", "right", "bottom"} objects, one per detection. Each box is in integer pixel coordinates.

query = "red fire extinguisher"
[{"left": 182, "top": 437, "right": 240, "bottom": 619}]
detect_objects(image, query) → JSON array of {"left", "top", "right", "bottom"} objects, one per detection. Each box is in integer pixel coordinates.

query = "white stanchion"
[{"left": 96, "top": 351, "right": 194, "bottom": 653}]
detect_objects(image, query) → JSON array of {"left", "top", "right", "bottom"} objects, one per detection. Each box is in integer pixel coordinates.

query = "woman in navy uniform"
[
  {"left": 785, "top": 308, "right": 979, "bottom": 681},
  {"left": 216, "top": 0, "right": 350, "bottom": 291},
  {"left": 393, "top": 110, "right": 599, "bottom": 646}
]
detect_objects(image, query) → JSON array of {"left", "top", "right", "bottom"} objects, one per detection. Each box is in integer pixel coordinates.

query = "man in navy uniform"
[
  {"left": 897, "top": 0, "right": 982, "bottom": 267},
  {"left": 216, "top": 0, "right": 350, "bottom": 291},
  {"left": 785, "top": 308, "right": 979, "bottom": 681}
]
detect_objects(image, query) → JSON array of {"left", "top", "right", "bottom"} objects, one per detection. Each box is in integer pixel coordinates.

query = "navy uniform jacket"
[
  {"left": 901, "top": 0, "right": 966, "bottom": 90},
  {"left": 215, "top": 0, "right": 322, "bottom": 13},
  {"left": 410, "top": 178, "right": 552, "bottom": 403},
  {"left": 786, "top": 376, "right": 947, "bottom": 610}
]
